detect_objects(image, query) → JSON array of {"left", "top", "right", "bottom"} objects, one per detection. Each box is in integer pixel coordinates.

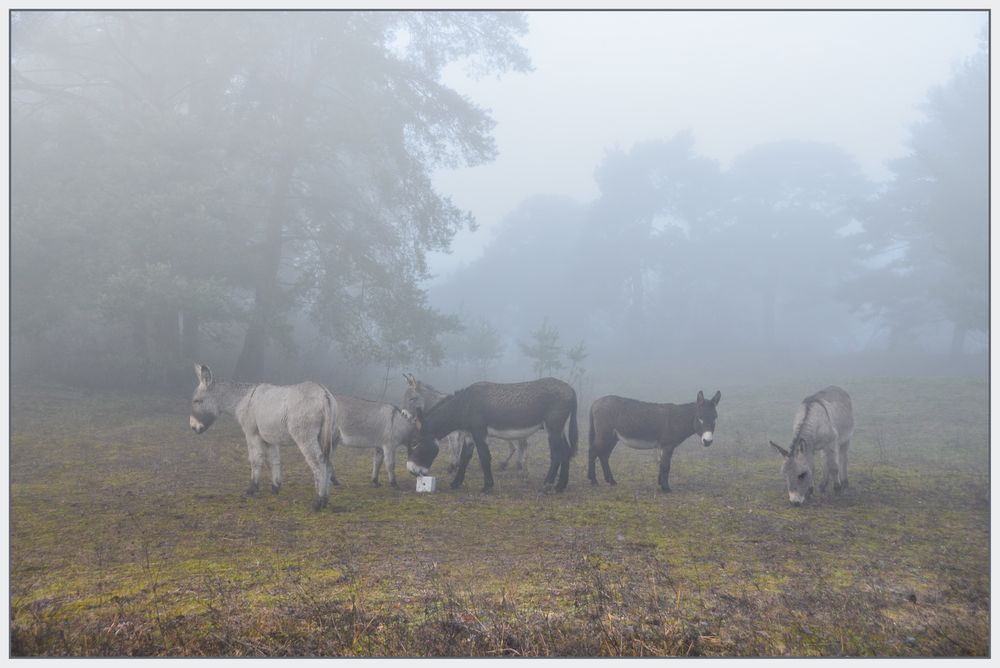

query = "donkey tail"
[
  {"left": 567, "top": 394, "right": 579, "bottom": 459},
  {"left": 320, "top": 387, "right": 336, "bottom": 461},
  {"left": 588, "top": 403, "right": 596, "bottom": 452}
]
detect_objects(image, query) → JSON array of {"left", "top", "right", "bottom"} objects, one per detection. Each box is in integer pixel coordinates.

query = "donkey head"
[
  {"left": 402, "top": 373, "right": 427, "bottom": 415},
  {"left": 189, "top": 363, "right": 220, "bottom": 434},
  {"left": 406, "top": 430, "right": 439, "bottom": 478},
  {"left": 694, "top": 390, "right": 722, "bottom": 447},
  {"left": 771, "top": 438, "right": 814, "bottom": 506}
]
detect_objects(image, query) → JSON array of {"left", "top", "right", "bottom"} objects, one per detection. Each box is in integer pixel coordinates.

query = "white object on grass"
[{"left": 415, "top": 476, "right": 437, "bottom": 493}]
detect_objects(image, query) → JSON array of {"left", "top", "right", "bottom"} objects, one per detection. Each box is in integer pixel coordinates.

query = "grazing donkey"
[
  {"left": 328, "top": 394, "right": 422, "bottom": 489},
  {"left": 189, "top": 363, "right": 334, "bottom": 511},
  {"left": 407, "top": 377, "right": 578, "bottom": 493},
  {"left": 588, "top": 390, "right": 721, "bottom": 492},
  {"left": 770, "top": 385, "right": 853, "bottom": 506},
  {"left": 402, "top": 374, "right": 529, "bottom": 474}
]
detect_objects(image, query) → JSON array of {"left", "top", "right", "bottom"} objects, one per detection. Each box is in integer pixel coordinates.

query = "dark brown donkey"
[
  {"left": 406, "top": 377, "right": 578, "bottom": 493},
  {"left": 587, "top": 390, "right": 721, "bottom": 492}
]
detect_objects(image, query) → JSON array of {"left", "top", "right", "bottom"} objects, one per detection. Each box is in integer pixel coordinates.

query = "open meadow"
[{"left": 10, "top": 376, "right": 989, "bottom": 656}]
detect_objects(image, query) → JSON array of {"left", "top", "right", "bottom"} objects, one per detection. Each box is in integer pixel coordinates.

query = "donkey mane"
[
  {"left": 420, "top": 387, "right": 464, "bottom": 422},
  {"left": 792, "top": 397, "right": 832, "bottom": 454},
  {"left": 217, "top": 379, "right": 258, "bottom": 392}
]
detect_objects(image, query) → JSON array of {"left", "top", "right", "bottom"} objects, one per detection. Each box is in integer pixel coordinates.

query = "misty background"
[{"left": 10, "top": 10, "right": 988, "bottom": 405}]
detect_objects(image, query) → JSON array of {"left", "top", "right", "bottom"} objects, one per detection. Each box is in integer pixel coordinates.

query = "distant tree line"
[
  {"left": 11, "top": 12, "right": 986, "bottom": 391},
  {"left": 435, "top": 41, "right": 987, "bottom": 374}
]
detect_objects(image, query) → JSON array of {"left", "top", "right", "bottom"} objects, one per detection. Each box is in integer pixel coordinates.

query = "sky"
[{"left": 426, "top": 10, "right": 987, "bottom": 280}]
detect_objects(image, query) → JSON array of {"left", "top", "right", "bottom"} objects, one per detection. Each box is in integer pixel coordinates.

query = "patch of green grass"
[{"left": 10, "top": 378, "right": 989, "bottom": 656}]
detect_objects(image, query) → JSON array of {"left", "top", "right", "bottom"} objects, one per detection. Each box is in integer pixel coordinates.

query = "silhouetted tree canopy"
[{"left": 12, "top": 11, "right": 530, "bottom": 385}]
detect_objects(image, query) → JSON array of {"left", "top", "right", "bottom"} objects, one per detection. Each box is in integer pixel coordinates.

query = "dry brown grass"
[{"left": 9, "top": 378, "right": 989, "bottom": 656}]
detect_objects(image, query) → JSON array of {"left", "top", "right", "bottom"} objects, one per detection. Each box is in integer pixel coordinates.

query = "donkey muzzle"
[
  {"left": 406, "top": 461, "right": 430, "bottom": 477},
  {"left": 701, "top": 431, "right": 714, "bottom": 447},
  {"left": 189, "top": 416, "right": 207, "bottom": 434}
]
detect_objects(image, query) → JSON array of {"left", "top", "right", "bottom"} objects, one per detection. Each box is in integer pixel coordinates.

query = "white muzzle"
[
  {"left": 190, "top": 416, "right": 207, "bottom": 434},
  {"left": 406, "top": 461, "right": 429, "bottom": 477}
]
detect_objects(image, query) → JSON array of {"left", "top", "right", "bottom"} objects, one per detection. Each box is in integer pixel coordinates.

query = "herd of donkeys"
[{"left": 189, "top": 363, "right": 854, "bottom": 510}]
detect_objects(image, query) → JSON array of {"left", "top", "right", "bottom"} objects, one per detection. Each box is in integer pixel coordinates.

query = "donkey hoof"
[
  {"left": 607, "top": 479, "right": 618, "bottom": 486},
  {"left": 589, "top": 478, "right": 598, "bottom": 486},
  {"left": 497, "top": 462, "right": 508, "bottom": 471},
  {"left": 450, "top": 480, "right": 463, "bottom": 490},
  {"left": 834, "top": 483, "right": 843, "bottom": 494},
  {"left": 660, "top": 485, "right": 672, "bottom": 493},
  {"left": 390, "top": 481, "right": 400, "bottom": 490},
  {"left": 312, "top": 497, "right": 328, "bottom": 512},
  {"left": 330, "top": 477, "right": 341, "bottom": 487},
  {"left": 481, "top": 485, "right": 494, "bottom": 494},
  {"left": 270, "top": 483, "right": 281, "bottom": 495},
  {"left": 371, "top": 480, "right": 381, "bottom": 488},
  {"left": 245, "top": 483, "right": 260, "bottom": 497}
]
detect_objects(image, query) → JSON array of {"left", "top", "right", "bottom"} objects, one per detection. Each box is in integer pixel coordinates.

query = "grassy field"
[{"left": 9, "top": 377, "right": 989, "bottom": 656}]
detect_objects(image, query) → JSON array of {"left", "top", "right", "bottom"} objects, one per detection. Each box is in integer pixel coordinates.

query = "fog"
[{"left": 10, "top": 10, "right": 988, "bottom": 403}]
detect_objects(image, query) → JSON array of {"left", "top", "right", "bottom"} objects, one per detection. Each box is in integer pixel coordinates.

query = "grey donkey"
[
  {"left": 770, "top": 385, "right": 854, "bottom": 506},
  {"left": 327, "top": 394, "right": 422, "bottom": 489},
  {"left": 189, "top": 363, "right": 334, "bottom": 511}
]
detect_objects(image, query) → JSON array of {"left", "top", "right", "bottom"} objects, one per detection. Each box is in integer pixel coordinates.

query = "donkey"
[
  {"left": 328, "top": 394, "right": 422, "bottom": 489},
  {"left": 189, "top": 363, "right": 334, "bottom": 511},
  {"left": 402, "top": 374, "right": 529, "bottom": 474},
  {"left": 588, "top": 390, "right": 721, "bottom": 492},
  {"left": 407, "top": 377, "right": 578, "bottom": 493},
  {"left": 770, "top": 385, "right": 853, "bottom": 506}
]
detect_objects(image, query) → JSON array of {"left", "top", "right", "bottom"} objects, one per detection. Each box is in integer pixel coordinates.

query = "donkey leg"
[
  {"left": 385, "top": 444, "right": 400, "bottom": 489},
  {"left": 600, "top": 453, "right": 617, "bottom": 485},
  {"left": 371, "top": 447, "right": 384, "bottom": 487},
  {"left": 498, "top": 441, "right": 515, "bottom": 471},
  {"left": 555, "top": 440, "right": 571, "bottom": 493},
  {"left": 544, "top": 457, "right": 559, "bottom": 486},
  {"left": 592, "top": 436, "right": 619, "bottom": 485},
  {"left": 818, "top": 449, "right": 833, "bottom": 493},
  {"left": 657, "top": 446, "right": 675, "bottom": 493},
  {"left": 292, "top": 428, "right": 331, "bottom": 511},
  {"left": 830, "top": 447, "right": 844, "bottom": 494},
  {"left": 517, "top": 438, "right": 529, "bottom": 472},
  {"left": 244, "top": 435, "right": 267, "bottom": 497},
  {"left": 328, "top": 435, "right": 341, "bottom": 486},
  {"left": 472, "top": 430, "right": 494, "bottom": 493},
  {"left": 450, "top": 438, "right": 476, "bottom": 489},
  {"left": 445, "top": 435, "right": 461, "bottom": 475},
  {"left": 587, "top": 445, "right": 600, "bottom": 484},
  {"left": 266, "top": 442, "right": 282, "bottom": 494},
  {"left": 839, "top": 440, "right": 850, "bottom": 490}
]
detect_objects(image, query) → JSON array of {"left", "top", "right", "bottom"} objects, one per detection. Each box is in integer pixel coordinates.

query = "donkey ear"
[
  {"left": 770, "top": 440, "right": 790, "bottom": 458},
  {"left": 697, "top": 390, "right": 705, "bottom": 405},
  {"left": 403, "top": 373, "right": 414, "bottom": 387},
  {"left": 194, "top": 363, "right": 213, "bottom": 387},
  {"left": 711, "top": 390, "right": 721, "bottom": 405}
]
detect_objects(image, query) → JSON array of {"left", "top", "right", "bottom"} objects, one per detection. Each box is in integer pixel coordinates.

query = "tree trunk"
[
  {"left": 232, "top": 54, "right": 321, "bottom": 382},
  {"left": 233, "top": 152, "right": 297, "bottom": 381}
]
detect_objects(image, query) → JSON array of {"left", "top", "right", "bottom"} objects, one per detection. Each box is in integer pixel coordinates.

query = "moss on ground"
[{"left": 9, "top": 378, "right": 989, "bottom": 656}]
